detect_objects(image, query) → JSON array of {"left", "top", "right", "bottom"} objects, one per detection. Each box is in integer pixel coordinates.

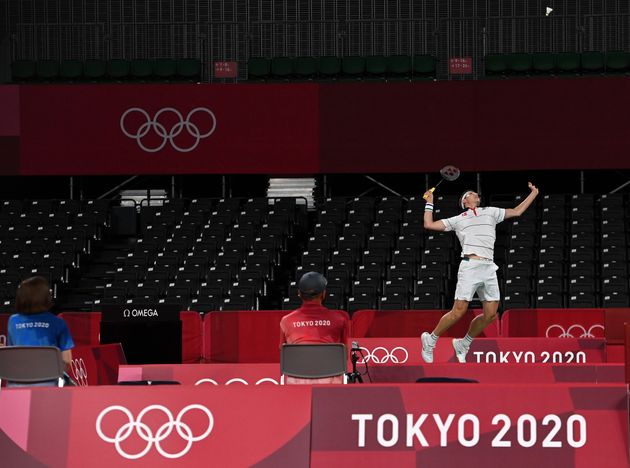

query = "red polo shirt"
[{"left": 280, "top": 302, "right": 349, "bottom": 346}]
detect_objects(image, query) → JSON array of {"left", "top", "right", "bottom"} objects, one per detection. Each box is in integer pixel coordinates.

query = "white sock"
[
  {"left": 462, "top": 334, "right": 473, "bottom": 347},
  {"left": 429, "top": 333, "right": 439, "bottom": 346}
]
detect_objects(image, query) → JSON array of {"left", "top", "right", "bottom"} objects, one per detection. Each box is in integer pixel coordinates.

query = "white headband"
[{"left": 460, "top": 191, "right": 474, "bottom": 210}]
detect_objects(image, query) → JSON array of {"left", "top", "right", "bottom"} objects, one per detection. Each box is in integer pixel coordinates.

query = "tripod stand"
[{"left": 346, "top": 349, "right": 363, "bottom": 383}]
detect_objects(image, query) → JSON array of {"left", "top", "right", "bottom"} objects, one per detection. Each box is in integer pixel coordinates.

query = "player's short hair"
[{"left": 15, "top": 276, "right": 53, "bottom": 314}]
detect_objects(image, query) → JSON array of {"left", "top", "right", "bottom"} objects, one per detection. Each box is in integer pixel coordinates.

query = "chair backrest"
[
  {"left": 0, "top": 346, "right": 65, "bottom": 384},
  {"left": 280, "top": 343, "right": 347, "bottom": 379}
]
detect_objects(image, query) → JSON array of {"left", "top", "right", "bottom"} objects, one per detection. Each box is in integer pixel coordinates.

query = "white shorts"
[{"left": 454, "top": 258, "right": 501, "bottom": 302}]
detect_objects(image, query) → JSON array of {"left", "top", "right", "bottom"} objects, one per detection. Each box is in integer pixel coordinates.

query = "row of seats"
[
  {"left": 0, "top": 200, "right": 111, "bottom": 305},
  {"left": 248, "top": 55, "right": 436, "bottom": 81},
  {"left": 1, "top": 195, "right": 627, "bottom": 313},
  {"left": 11, "top": 59, "right": 202, "bottom": 83},
  {"left": 282, "top": 194, "right": 630, "bottom": 312},
  {"left": 61, "top": 198, "right": 306, "bottom": 311},
  {"left": 485, "top": 51, "right": 630, "bottom": 77}
]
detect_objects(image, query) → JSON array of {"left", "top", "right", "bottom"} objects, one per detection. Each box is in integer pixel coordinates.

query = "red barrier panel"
[
  {"left": 0, "top": 386, "right": 312, "bottom": 467},
  {"left": 118, "top": 363, "right": 284, "bottom": 386},
  {"left": 202, "top": 310, "right": 289, "bottom": 362},
  {"left": 367, "top": 363, "right": 624, "bottom": 384},
  {"left": 0, "top": 313, "right": 8, "bottom": 346},
  {"left": 59, "top": 312, "right": 102, "bottom": 345},
  {"left": 71, "top": 343, "right": 126, "bottom": 386},
  {"left": 351, "top": 309, "right": 499, "bottom": 338},
  {"left": 310, "top": 384, "right": 629, "bottom": 467},
  {"left": 202, "top": 309, "right": 350, "bottom": 363},
  {"left": 0, "top": 384, "right": 626, "bottom": 467},
  {"left": 179, "top": 311, "right": 203, "bottom": 363},
  {"left": 116, "top": 362, "right": 625, "bottom": 386},
  {"left": 352, "top": 337, "right": 607, "bottom": 365},
  {"left": 605, "top": 308, "right": 630, "bottom": 344},
  {"left": 501, "top": 308, "right": 605, "bottom": 338},
  {"left": 61, "top": 311, "right": 203, "bottom": 363}
]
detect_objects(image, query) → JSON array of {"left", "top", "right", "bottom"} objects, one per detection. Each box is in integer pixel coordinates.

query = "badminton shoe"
[
  {"left": 421, "top": 332, "right": 435, "bottom": 363},
  {"left": 452, "top": 338, "right": 469, "bottom": 363}
]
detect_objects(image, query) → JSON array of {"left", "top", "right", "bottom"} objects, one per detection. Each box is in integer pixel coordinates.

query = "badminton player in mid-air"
[{"left": 420, "top": 182, "right": 539, "bottom": 363}]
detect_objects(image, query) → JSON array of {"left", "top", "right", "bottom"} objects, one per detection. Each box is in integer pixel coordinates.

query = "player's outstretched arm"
[
  {"left": 423, "top": 190, "right": 447, "bottom": 231},
  {"left": 505, "top": 182, "right": 539, "bottom": 219}
]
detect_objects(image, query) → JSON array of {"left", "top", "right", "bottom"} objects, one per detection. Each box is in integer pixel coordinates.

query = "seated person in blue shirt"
[{"left": 7, "top": 276, "right": 75, "bottom": 381}]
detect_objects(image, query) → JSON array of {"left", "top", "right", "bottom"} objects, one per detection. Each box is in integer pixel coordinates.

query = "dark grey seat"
[
  {"left": 0, "top": 346, "right": 65, "bottom": 387},
  {"left": 280, "top": 343, "right": 347, "bottom": 379}
]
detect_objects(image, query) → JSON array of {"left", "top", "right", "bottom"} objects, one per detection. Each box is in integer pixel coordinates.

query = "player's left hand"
[{"left": 528, "top": 182, "right": 539, "bottom": 195}]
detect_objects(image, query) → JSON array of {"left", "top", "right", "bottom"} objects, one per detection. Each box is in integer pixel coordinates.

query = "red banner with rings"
[
  {"left": 118, "top": 363, "right": 283, "bottom": 386},
  {"left": 350, "top": 337, "right": 607, "bottom": 365},
  {"left": 19, "top": 84, "right": 320, "bottom": 175},
  {"left": 10, "top": 78, "right": 630, "bottom": 175},
  {"left": 0, "top": 386, "right": 312, "bottom": 468},
  {"left": 0, "top": 384, "right": 626, "bottom": 467},
  {"left": 502, "top": 308, "right": 607, "bottom": 338}
]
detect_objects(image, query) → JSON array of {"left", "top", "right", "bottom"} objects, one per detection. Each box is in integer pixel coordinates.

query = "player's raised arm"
[
  {"left": 505, "top": 182, "right": 539, "bottom": 219},
  {"left": 423, "top": 190, "right": 447, "bottom": 231}
]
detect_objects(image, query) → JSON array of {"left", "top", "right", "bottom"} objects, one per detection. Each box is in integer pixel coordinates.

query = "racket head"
[{"left": 439, "top": 165, "right": 461, "bottom": 182}]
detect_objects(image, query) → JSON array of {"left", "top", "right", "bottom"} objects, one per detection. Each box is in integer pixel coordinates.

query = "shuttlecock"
[{"left": 546, "top": 7, "right": 553, "bottom": 16}]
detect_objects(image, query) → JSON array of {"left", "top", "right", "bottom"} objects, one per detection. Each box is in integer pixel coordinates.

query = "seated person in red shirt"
[{"left": 280, "top": 271, "right": 349, "bottom": 384}]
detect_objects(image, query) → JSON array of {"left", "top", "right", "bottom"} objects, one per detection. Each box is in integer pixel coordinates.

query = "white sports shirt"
[{"left": 440, "top": 207, "right": 506, "bottom": 260}]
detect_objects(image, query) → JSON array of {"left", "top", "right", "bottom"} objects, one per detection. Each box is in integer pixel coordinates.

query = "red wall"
[{"left": 3, "top": 77, "right": 630, "bottom": 175}]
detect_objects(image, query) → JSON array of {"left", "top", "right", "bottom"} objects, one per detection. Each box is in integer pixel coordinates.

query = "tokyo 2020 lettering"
[{"left": 352, "top": 413, "right": 587, "bottom": 449}]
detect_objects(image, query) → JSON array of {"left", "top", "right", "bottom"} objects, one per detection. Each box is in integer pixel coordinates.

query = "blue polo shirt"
[{"left": 7, "top": 311, "right": 74, "bottom": 351}]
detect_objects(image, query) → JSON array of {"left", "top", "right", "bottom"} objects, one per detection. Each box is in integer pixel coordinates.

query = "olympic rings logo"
[
  {"left": 358, "top": 346, "right": 409, "bottom": 364},
  {"left": 194, "top": 376, "right": 285, "bottom": 386},
  {"left": 96, "top": 404, "right": 213, "bottom": 459},
  {"left": 545, "top": 324, "right": 604, "bottom": 338},
  {"left": 70, "top": 358, "right": 88, "bottom": 386},
  {"left": 120, "top": 107, "right": 217, "bottom": 153}
]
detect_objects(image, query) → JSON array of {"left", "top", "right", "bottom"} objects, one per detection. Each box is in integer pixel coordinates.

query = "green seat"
[
  {"left": 386, "top": 55, "right": 411, "bottom": 79},
  {"left": 581, "top": 52, "right": 604, "bottom": 74},
  {"left": 11, "top": 60, "right": 36, "bottom": 82},
  {"left": 606, "top": 51, "right": 630, "bottom": 74},
  {"left": 84, "top": 59, "right": 107, "bottom": 80},
  {"left": 154, "top": 59, "right": 177, "bottom": 80},
  {"left": 532, "top": 53, "right": 555, "bottom": 74},
  {"left": 248, "top": 57, "right": 270, "bottom": 81},
  {"left": 412, "top": 54, "right": 436, "bottom": 80},
  {"left": 36, "top": 60, "right": 59, "bottom": 81},
  {"left": 59, "top": 60, "right": 83, "bottom": 80},
  {"left": 107, "top": 59, "right": 130, "bottom": 80},
  {"left": 365, "top": 55, "right": 387, "bottom": 79},
  {"left": 341, "top": 56, "right": 365, "bottom": 78},
  {"left": 131, "top": 60, "right": 153, "bottom": 80},
  {"left": 555, "top": 53, "right": 580, "bottom": 74},
  {"left": 271, "top": 57, "right": 293, "bottom": 79},
  {"left": 507, "top": 53, "right": 532, "bottom": 75},
  {"left": 484, "top": 54, "right": 507, "bottom": 77},
  {"left": 293, "top": 57, "right": 317, "bottom": 80},
  {"left": 318, "top": 56, "right": 341, "bottom": 79},
  {"left": 176, "top": 59, "right": 201, "bottom": 80}
]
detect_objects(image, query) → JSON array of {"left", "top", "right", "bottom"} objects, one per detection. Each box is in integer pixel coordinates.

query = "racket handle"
[{"left": 422, "top": 187, "right": 436, "bottom": 200}]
